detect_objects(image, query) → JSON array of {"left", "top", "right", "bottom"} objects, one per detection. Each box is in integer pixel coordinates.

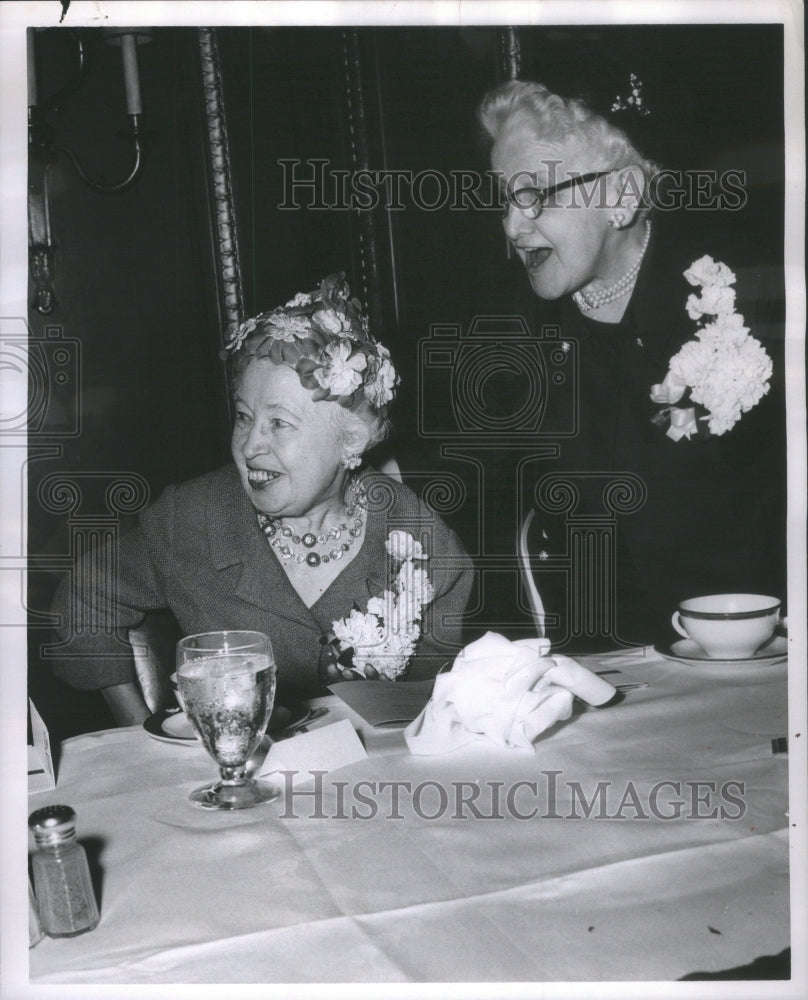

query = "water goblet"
[{"left": 177, "top": 630, "right": 279, "bottom": 810}]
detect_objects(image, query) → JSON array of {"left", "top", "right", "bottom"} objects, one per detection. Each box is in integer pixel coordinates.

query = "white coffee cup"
[{"left": 671, "top": 593, "right": 781, "bottom": 659}]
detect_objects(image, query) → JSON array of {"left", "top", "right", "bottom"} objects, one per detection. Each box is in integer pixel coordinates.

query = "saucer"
[
  {"left": 144, "top": 708, "right": 196, "bottom": 742},
  {"left": 143, "top": 699, "right": 310, "bottom": 745},
  {"left": 654, "top": 634, "right": 788, "bottom": 666}
]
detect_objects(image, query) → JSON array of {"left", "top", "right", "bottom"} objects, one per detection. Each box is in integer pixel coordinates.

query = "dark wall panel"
[{"left": 27, "top": 28, "right": 229, "bottom": 737}]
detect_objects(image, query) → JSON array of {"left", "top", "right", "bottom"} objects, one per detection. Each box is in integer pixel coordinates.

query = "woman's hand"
[
  {"left": 324, "top": 662, "right": 379, "bottom": 683},
  {"left": 101, "top": 681, "right": 151, "bottom": 726}
]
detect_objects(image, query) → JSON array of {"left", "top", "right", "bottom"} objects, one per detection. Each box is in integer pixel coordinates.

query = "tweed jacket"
[{"left": 50, "top": 465, "right": 474, "bottom": 700}]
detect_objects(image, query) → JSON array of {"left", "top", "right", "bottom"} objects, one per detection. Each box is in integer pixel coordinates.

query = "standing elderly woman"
[
  {"left": 476, "top": 80, "right": 785, "bottom": 647},
  {"left": 49, "top": 274, "right": 474, "bottom": 723}
]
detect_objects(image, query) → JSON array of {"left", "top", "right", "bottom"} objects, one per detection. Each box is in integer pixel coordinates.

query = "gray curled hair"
[{"left": 478, "top": 80, "right": 660, "bottom": 188}]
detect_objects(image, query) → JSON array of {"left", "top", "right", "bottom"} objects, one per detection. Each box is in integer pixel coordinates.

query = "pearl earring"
[
  {"left": 341, "top": 453, "right": 362, "bottom": 470},
  {"left": 609, "top": 213, "right": 626, "bottom": 228}
]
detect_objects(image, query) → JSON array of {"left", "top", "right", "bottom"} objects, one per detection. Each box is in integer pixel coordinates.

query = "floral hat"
[{"left": 222, "top": 273, "right": 399, "bottom": 411}]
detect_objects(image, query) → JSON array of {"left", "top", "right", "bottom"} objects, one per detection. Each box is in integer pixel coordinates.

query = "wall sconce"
[
  {"left": 27, "top": 27, "right": 153, "bottom": 314},
  {"left": 28, "top": 27, "right": 152, "bottom": 191}
]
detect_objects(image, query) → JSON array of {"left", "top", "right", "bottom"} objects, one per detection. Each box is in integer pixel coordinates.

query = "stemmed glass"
[{"left": 177, "top": 630, "right": 279, "bottom": 810}]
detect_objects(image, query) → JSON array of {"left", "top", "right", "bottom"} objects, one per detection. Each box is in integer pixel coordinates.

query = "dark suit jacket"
[
  {"left": 549, "top": 221, "right": 785, "bottom": 644},
  {"left": 50, "top": 465, "right": 474, "bottom": 699},
  {"left": 451, "top": 214, "right": 786, "bottom": 649}
]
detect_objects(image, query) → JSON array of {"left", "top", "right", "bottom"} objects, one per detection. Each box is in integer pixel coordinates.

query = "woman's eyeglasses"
[{"left": 502, "top": 171, "right": 613, "bottom": 219}]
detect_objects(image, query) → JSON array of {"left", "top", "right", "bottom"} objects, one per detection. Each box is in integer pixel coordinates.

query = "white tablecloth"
[{"left": 28, "top": 647, "right": 792, "bottom": 984}]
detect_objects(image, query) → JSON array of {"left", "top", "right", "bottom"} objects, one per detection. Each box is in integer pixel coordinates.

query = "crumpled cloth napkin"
[{"left": 404, "top": 632, "right": 617, "bottom": 755}]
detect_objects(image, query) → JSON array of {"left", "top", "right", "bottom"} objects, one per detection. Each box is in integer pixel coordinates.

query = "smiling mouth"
[
  {"left": 522, "top": 247, "right": 552, "bottom": 270},
  {"left": 247, "top": 469, "right": 282, "bottom": 489}
]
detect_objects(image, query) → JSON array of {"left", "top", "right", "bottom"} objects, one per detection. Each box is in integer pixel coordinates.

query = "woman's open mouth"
[
  {"left": 524, "top": 247, "right": 552, "bottom": 269},
  {"left": 247, "top": 469, "right": 282, "bottom": 489}
]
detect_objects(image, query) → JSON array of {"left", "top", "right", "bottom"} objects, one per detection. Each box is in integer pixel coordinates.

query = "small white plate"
[
  {"left": 143, "top": 707, "right": 197, "bottom": 744},
  {"left": 143, "top": 700, "right": 310, "bottom": 745},
  {"left": 654, "top": 634, "right": 788, "bottom": 666}
]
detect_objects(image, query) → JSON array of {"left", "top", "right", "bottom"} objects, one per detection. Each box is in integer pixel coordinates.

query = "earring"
[
  {"left": 609, "top": 213, "right": 626, "bottom": 228},
  {"left": 341, "top": 453, "right": 362, "bottom": 470}
]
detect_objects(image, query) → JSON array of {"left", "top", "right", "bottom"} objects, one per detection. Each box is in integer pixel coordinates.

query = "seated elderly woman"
[
  {"left": 49, "top": 274, "right": 474, "bottom": 724},
  {"left": 474, "top": 80, "right": 785, "bottom": 647}
]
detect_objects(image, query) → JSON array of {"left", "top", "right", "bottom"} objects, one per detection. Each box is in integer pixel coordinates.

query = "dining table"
[{"left": 27, "top": 643, "right": 795, "bottom": 986}]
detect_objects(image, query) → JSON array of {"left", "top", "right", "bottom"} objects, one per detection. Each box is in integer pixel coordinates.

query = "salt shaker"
[{"left": 28, "top": 805, "right": 100, "bottom": 937}]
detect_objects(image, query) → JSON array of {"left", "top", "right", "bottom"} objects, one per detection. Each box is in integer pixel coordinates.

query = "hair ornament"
[
  {"left": 610, "top": 73, "right": 651, "bottom": 118},
  {"left": 222, "top": 272, "right": 398, "bottom": 411}
]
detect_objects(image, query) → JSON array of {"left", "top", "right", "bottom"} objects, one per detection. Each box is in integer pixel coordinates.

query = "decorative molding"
[
  {"left": 198, "top": 28, "right": 245, "bottom": 345},
  {"left": 499, "top": 27, "right": 522, "bottom": 81},
  {"left": 28, "top": 162, "right": 57, "bottom": 315},
  {"left": 498, "top": 27, "right": 522, "bottom": 262},
  {"left": 30, "top": 244, "right": 57, "bottom": 316},
  {"left": 341, "top": 29, "right": 384, "bottom": 336}
]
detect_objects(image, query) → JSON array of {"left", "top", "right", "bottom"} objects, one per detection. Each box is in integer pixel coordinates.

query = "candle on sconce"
[
  {"left": 120, "top": 33, "right": 142, "bottom": 116},
  {"left": 27, "top": 27, "right": 37, "bottom": 106}
]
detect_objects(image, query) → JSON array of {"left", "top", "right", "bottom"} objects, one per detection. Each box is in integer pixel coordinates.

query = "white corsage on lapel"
[
  {"left": 326, "top": 530, "right": 434, "bottom": 680},
  {"left": 650, "top": 256, "right": 772, "bottom": 441}
]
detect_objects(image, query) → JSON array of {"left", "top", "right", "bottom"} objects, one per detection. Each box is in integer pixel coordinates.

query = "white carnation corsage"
[
  {"left": 326, "top": 531, "right": 434, "bottom": 681},
  {"left": 650, "top": 256, "right": 772, "bottom": 441}
]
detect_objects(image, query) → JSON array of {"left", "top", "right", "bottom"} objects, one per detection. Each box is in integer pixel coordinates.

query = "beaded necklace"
[
  {"left": 573, "top": 219, "right": 652, "bottom": 313},
  {"left": 257, "top": 480, "right": 366, "bottom": 568}
]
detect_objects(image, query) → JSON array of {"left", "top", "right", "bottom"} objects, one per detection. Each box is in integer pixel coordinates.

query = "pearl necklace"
[
  {"left": 257, "top": 480, "right": 366, "bottom": 568},
  {"left": 573, "top": 219, "right": 652, "bottom": 313}
]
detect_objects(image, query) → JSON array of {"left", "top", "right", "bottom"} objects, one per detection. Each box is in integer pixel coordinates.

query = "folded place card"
[
  {"left": 28, "top": 698, "right": 56, "bottom": 791},
  {"left": 328, "top": 679, "right": 435, "bottom": 727},
  {"left": 256, "top": 719, "right": 367, "bottom": 786}
]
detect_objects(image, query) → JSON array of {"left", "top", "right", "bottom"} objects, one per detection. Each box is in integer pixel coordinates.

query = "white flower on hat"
[
  {"left": 365, "top": 345, "right": 399, "bottom": 407},
  {"left": 314, "top": 340, "right": 367, "bottom": 397},
  {"left": 265, "top": 312, "right": 311, "bottom": 341},
  {"left": 312, "top": 308, "right": 353, "bottom": 336},
  {"left": 225, "top": 316, "right": 258, "bottom": 351}
]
